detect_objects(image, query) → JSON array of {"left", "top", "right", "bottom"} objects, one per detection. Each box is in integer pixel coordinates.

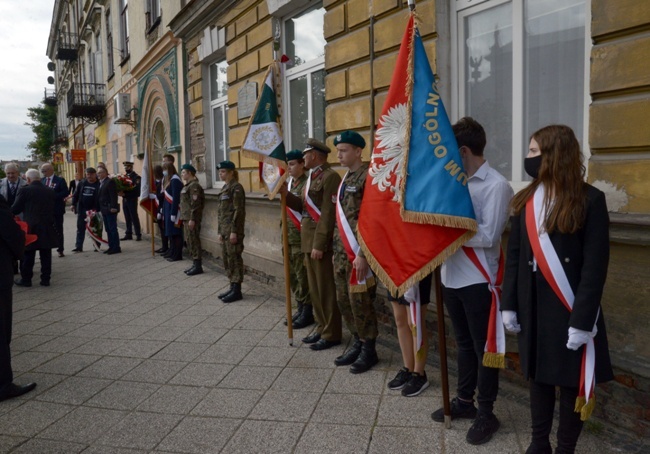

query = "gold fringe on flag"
[
  {"left": 482, "top": 352, "right": 505, "bottom": 369},
  {"left": 574, "top": 395, "right": 595, "bottom": 421},
  {"left": 349, "top": 276, "right": 376, "bottom": 294}
]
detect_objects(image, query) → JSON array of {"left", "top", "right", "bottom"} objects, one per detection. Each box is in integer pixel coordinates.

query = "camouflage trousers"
[
  {"left": 183, "top": 222, "right": 202, "bottom": 260},
  {"left": 288, "top": 245, "right": 311, "bottom": 305},
  {"left": 221, "top": 237, "right": 244, "bottom": 283},
  {"left": 334, "top": 261, "right": 378, "bottom": 340}
]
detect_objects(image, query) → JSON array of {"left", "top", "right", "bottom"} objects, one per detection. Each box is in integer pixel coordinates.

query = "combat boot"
[
  {"left": 218, "top": 284, "right": 234, "bottom": 299},
  {"left": 186, "top": 260, "right": 203, "bottom": 276},
  {"left": 350, "top": 338, "right": 379, "bottom": 374},
  {"left": 292, "top": 304, "right": 314, "bottom": 329},
  {"left": 221, "top": 283, "right": 242, "bottom": 303},
  {"left": 334, "top": 335, "right": 362, "bottom": 366},
  {"left": 184, "top": 263, "right": 195, "bottom": 273},
  {"left": 284, "top": 301, "right": 303, "bottom": 326}
]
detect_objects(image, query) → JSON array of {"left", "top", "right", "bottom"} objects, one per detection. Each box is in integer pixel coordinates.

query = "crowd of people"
[{"left": 0, "top": 120, "right": 612, "bottom": 453}]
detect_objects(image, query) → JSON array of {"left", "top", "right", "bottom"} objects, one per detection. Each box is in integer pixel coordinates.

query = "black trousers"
[
  {"left": 123, "top": 198, "right": 141, "bottom": 236},
  {"left": 54, "top": 213, "right": 64, "bottom": 253},
  {"left": 529, "top": 381, "right": 584, "bottom": 453},
  {"left": 0, "top": 287, "right": 13, "bottom": 388},
  {"left": 157, "top": 219, "right": 168, "bottom": 249},
  {"left": 21, "top": 249, "right": 52, "bottom": 283},
  {"left": 443, "top": 283, "right": 499, "bottom": 412}
]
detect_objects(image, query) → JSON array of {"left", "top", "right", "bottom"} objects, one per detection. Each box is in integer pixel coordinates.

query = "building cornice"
[{"left": 169, "top": 0, "right": 238, "bottom": 39}]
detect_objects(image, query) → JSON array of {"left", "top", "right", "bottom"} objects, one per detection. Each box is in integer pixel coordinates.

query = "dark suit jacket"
[
  {"left": 0, "top": 195, "right": 25, "bottom": 289},
  {"left": 98, "top": 177, "right": 120, "bottom": 216},
  {"left": 44, "top": 174, "right": 68, "bottom": 215},
  {"left": 10, "top": 181, "right": 57, "bottom": 251},
  {"left": 501, "top": 184, "right": 613, "bottom": 387},
  {"left": 0, "top": 178, "right": 27, "bottom": 207}
]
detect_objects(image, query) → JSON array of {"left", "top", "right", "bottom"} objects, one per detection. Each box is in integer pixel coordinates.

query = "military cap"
[
  {"left": 122, "top": 161, "right": 134, "bottom": 166},
  {"left": 217, "top": 160, "right": 235, "bottom": 170},
  {"left": 181, "top": 163, "right": 197, "bottom": 174},
  {"left": 334, "top": 130, "right": 366, "bottom": 149},
  {"left": 286, "top": 149, "right": 304, "bottom": 162},
  {"left": 303, "top": 138, "right": 331, "bottom": 155}
]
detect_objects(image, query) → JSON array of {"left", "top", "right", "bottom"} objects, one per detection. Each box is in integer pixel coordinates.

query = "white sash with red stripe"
[
  {"left": 462, "top": 246, "right": 506, "bottom": 368},
  {"left": 286, "top": 177, "right": 302, "bottom": 231},
  {"left": 335, "top": 172, "right": 375, "bottom": 292},
  {"left": 84, "top": 210, "right": 108, "bottom": 249},
  {"left": 304, "top": 168, "right": 321, "bottom": 222},
  {"left": 526, "top": 184, "right": 597, "bottom": 420}
]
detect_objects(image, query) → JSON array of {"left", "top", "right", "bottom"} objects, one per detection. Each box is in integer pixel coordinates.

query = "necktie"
[
  {"left": 10, "top": 183, "right": 16, "bottom": 197},
  {"left": 46, "top": 177, "right": 51, "bottom": 187}
]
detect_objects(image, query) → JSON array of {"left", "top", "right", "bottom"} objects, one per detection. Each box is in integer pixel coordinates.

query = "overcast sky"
[{"left": 0, "top": 1, "right": 53, "bottom": 161}]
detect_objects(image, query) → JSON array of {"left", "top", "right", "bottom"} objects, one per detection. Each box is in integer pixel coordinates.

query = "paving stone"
[
  {"left": 100, "top": 324, "right": 155, "bottom": 340},
  {"left": 271, "top": 367, "right": 334, "bottom": 393},
  {"left": 191, "top": 388, "right": 264, "bottom": 419},
  {"left": 137, "top": 385, "right": 210, "bottom": 414},
  {"left": 249, "top": 390, "right": 320, "bottom": 422},
  {"left": 234, "top": 315, "right": 283, "bottom": 331},
  {"left": 0, "top": 401, "right": 73, "bottom": 437},
  {"left": 10, "top": 438, "right": 86, "bottom": 453},
  {"left": 30, "top": 336, "right": 89, "bottom": 354},
  {"left": 138, "top": 326, "right": 189, "bottom": 342},
  {"left": 110, "top": 339, "right": 169, "bottom": 358},
  {"left": 175, "top": 327, "right": 228, "bottom": 344},
  {"left": 38, "top": 406, "right": 128, "bottom": 444},
  {"left": 10, "top": 334, "right": 54, "bottom": 352},
  {"left": 34, "top": 353, "right": 101, "bottom": 375},
  {"left": 70, "top": 338, "right": 128, "bottom": 356},
  {"left": 240, "top": 346, "right": 297, "bottom": 367},
  {"left": 312, "top": 394, "right": 381, "bottom": 425},
  {"left": 85, "top": 381, "right": 160, "bottom": 410},
  {"left": 94, "top": 411, "right": 182, "bottom": 450},
  {"left": 295, "top": 423, "right": 372, "bottom": 454},
  {"left": 223, "top": 420, "right": 303, "bottom": 453},
  {"left": 35, "top": 376, "right": 112, "bottom": 405},
  {"left": 150, "top": 341, "right": 210, "bottom": 362},
  {"left": 11, "top": 351, "right": 61, "bottom": 372},
  {"left": 325, "top": 368, "right": 387, "bottom": 395},
  {"left": 169, "top": 363, "right": 233, "bottom": 387},
  {"left": 121, "top": 360, "right": 189, "bottom": 384},
  {"left": 195, "top": 342, "right": 253, "bottom": 364},
  {"left": 217, "top": 365, "right": 283, "bottom": 390},
  {"left": 0, "top": 435, "right": 27, "bottom": 452},
  {"left": 287, "top": 345, "right": 346, "bottom": 369},
  {"left": 369, "top": 426, "right": 442, "bottom": 453},
  {"left": 156, "top": 416, "right": 241, "bottom": 453}
]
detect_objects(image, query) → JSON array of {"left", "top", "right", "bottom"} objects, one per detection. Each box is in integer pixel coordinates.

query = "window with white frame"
[
  {"left": 452, "top": 0, "right": 588, "bottom": 184},
  {"left": 119, "top": 0, "right": 130, "bottom": 61},
  {"left": 210, "top": 59, "right": 229, "bottom": 187},
  {"left": 146, "top": 0, "right": 161, "bottom": 30},
  {"left": 283, "top": 3, "right": 326, "bottom": 149}
]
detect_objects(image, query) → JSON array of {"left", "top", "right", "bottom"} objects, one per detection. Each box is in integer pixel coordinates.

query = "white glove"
[
  {"left": 171, "top": 215, "right": 176, "bottom": 223},
  {"left": 502, "top": 310, "right": 521, "bottom": 333},
  {"left": 156, "top": 213, "right": 161, "bottom": 220},
  {"left": 566, "top": 325, "right": 597, "bottom": 350}
]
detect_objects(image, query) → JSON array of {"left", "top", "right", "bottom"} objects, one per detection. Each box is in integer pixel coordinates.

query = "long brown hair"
[
  {"left": 511, "top": 125, "right": 587, "bottom": 234},
  {"left": 162, "top": 163, "right": 178, "bottom": 189}
]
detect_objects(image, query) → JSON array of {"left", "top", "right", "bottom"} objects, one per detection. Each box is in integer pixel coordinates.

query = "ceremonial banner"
[
  {"left": 242, "top": 62, "right": 287, "bottom": 199},
  {"left": 139, "top": 140, "right": 157, "bottom": 216},
  {"left": 358, "top": 14, "right": 477, "bottom": 296}
]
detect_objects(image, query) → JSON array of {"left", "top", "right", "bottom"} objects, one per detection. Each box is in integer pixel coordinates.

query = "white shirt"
[{"left": 441, "top": 161, "right": 514, "bottom": 289}]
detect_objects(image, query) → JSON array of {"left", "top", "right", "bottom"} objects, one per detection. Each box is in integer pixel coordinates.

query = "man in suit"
[
  {"left": 0, "top": 163, "right": 27, "bottom": 274},
  {"left": 0, "top": 193, "right": 36, "bottom": 402},
  {"left": 120, "top": 161, "right": 142, "bottom": 241},
  {"left": 40, "top": 163, "right": 68, "bottom": 257},
  {"left": 11, "top": 169, "right": 58, "bottom": 287},
  {"left": 97, "top": 166, "right": 121, "bottom": 254}
]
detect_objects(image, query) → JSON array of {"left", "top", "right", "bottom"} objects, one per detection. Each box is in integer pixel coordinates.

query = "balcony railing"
[
  {"left": 52, "top": 127, "right": 68, "bottom": 145},
  {"left": 56, "top": 32, "right": 78, "bottom": 60},
  {"left": 44, "top": 88, "right": 57, "bottom": 107},
  {"left": 67, "top": 83, "right": 106, "bottom": 123}
]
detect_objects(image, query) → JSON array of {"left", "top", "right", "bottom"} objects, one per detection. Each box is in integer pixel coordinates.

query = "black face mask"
[{"left": 524, "top": 155, "right": 542, "bottom": 179}]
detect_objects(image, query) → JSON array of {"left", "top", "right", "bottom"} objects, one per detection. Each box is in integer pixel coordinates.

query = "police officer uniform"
[
  {"left": 217, "top": 161, "right": 246, "bottom": 302},
  {"left": 120, "top": 161, "right": 142, "bottom": 240},
  {"left": 179, "top": 164, "right": 205, "bottom": 276}
]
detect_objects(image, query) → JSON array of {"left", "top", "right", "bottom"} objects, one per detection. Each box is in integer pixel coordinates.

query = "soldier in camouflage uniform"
[
  {"left": 283, "top": 138, "right": 342, "bottom": 351},
  {"left": 332, "top": 131, "right": 379, "bottom": 374},
  {"left": 216, "top": 160, "right": 245, "bottom": 303},
  {"left": 285, "top": 150, "right": 313, "bottom": 329},
  {"left": 179, "top": 164, "right": 205, "bottom": 276}
]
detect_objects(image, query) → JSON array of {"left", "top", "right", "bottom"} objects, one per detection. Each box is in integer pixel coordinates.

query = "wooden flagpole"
[
  {"left": 434, "top": 267, "right": 452, "bottom": 428},
  {"left": 149, "top": 141, "right": 155, "bottom": 258},
  {"left": 281, "top": 192, "right": 294, "bottom": 346}
]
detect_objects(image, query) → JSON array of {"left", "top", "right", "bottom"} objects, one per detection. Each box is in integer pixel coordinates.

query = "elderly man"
[
  {"left": 40, "top": 163, "right": 68, "bottom": 257},
  {"left": 0, "top": 163, "right": 27, "bottom": 207},
  {"left": 97, "top": 166, "right": 121, "bottom": 255},
  {"left": 120, "top": 161, "right": 142, "bottom": 241},
  {"left": 11, "top": 169, "right": 58, "bottom": 287}
]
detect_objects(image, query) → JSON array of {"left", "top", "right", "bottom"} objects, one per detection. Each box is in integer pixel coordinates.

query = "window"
[
  {"left": 452, "top": 0, "right": 588, "bottom": 184},
  {"left": 152, "top": 120, "right": 167, "bottom": 164},
  {"left": 106, "top": 9, "right": 114, "bottom": 77},
  {"left": 210, "top": 60, "right": 229, "bottom": 187},
  {"left": 146, "top": 0, "right": 161, "bottom": 31},
  {"left": 283, "top": 3, "right": 326, "bottom": 149},
  {"left": 119, "top": 0, "right": 129, "bottom": 61}
]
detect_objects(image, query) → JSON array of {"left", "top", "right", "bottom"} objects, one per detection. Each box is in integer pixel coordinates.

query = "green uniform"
[
  {"left": 180, "top": 179, "right": 205, "bottom": 260},
  {"left": 299, "top": 163, "right": 342, "bottom": 342},
  {"left": 333, "top": 163, "right": 378, "bottom": 340},
  {"left": 287, "top": 174, "right": 311, "bottom": 308},
  {"left": 218, "top": 179, "right": 246, "bottom": 283}
]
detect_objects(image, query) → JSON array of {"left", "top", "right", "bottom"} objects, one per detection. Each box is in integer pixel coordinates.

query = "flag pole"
[
  {"left": 148, "top": 139, "right": 155, "bottom": 258},
  {"left": 281, "top": 192, "right": 294, "bottom": 346},
  {"left": 434, "top": 266, "right": 452, "bottom": 428}
]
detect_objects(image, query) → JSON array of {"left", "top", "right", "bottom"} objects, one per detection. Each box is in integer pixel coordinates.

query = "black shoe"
[
  {"left": 40, "top": 281, "right": 50, "bottom": 287},
  {"left": 349, "top": 339, "right": 379, "bottom": 374},
  {"left": 285, "top": 302, "right": 304, "bottom": 326},
  {"left": 121, "top": 235, "right": 132, "bottom": 241},
  {"left": 161, "top": 249, "right": 173, "bottom": 258},
  {"left": 58, "top": 251, "right": 65, "bottom": 257},
  {"left": 431, "top": 397, "right": 478, "bottom": 422},
  {"left": 388, "top": 367, "right": 411, "bottom": 390},
  {"left": 103, "top": 249, "right": 111, "bottom": 254},
  {"left": 107, "top": 249, "right": 122, "bottom": 255},
  {"left": 72, "top": 247, "right": 82, "bottom": 253},
  {"left": 401, "top": 371, "right": 429, "bottom": 396},
  {"left": 155, "top": 247, "right": 167, "bottom": 253},
  {"left": 334, "top": 337, "right": 362, "bottom": 366},
  {"left": 302, "top": 332, "right": 321, "bottom": 344},
  {"left": 166, "top": 256, "right": 181, "bottom": 262},
  {"left": 466, "top": 411, "right": 500, "bottom": 445},
  {"left": 186, "top": 261, "right": 203, "bottom": 276},
  {"left": 310, "top": 338, "right": 341, "bottom": 351},
  {"left": 0, "top": 382, "right": 37, "bottom": 402},
  {"left": 135, "top": 235, "right": 142, "bottom": 241},
  {"left": 292, "top": 304, "right": 315, "bottom": 329},
  {"left": 14, "top": 279, "right": 32, "bottom": 287},
  {"left": 221, "top": 283, "right": 242, "bottom": 303},
  {"left": 525, "top": 442, "right": 553, "bottom": 454},
  {"left": 218, "top": 284, "right": 234, "bottom": 299}
]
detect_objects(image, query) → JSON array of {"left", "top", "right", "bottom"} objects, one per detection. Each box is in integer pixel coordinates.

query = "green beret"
[
  {"left": 286, "top": 150, "right": 304, "bottom": 162},
  {"left": 333, "top": 130, "right": 366, "bottom": 149},
  {"left": 303, "top": 138, "right": 331, "bottom": 155},
  {"left": 217, "top": 160, "right": 235, "bottom": 170},
  {"left": 181, "top": 163, "right": 197, "bottom": 174}
]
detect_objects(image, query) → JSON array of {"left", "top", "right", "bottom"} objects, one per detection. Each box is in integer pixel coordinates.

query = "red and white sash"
[
  {"left": 335, "top": 172, "right": 375, "bottom": 292},
  {"left": 463, "top": 246, "right": 505, "bottom": 369},
  {"left": 304, "top": 168, "right": 322, "bottom": 222},
  {"left": 526, "top": 184, "right": 597, "bottom": 421},
  {"left": 164, "top": 174, "right": 181, "bottom": 204},
  {"left": 84, "top": 210, "right": 108, "bottom": 247},
  {"left": 286, "top": 177, "right": 302, "bottom": 231}
]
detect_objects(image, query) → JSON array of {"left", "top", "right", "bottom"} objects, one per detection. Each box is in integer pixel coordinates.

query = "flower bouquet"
[{"left": 113, "top": 174, "right": 135, "bottom": 192}]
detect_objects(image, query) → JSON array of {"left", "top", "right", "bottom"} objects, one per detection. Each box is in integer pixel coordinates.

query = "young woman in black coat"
[{"left": 501, "top": 125, "right": 613, "bottom": 454}]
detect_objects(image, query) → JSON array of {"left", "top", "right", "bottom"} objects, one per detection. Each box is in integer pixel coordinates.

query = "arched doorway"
[{"left": 152, "top": 119, "right": 167, "bottom": 164}]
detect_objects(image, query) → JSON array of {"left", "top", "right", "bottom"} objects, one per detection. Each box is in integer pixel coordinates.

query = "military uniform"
[
  {"left": 218, "top": 179, "right": 246, "bottom": 284},
  {"left": 287, "top": 174, "right": 311, "bottom": 311},
  {"left": 333, "top": 162, "right": 378, "bottom": 341},
  {"left": 179, "top": 179, "right": 205, "bottom": 261},
  {"left": 121, "top": 165, "right": 142, "bottom": 239}
]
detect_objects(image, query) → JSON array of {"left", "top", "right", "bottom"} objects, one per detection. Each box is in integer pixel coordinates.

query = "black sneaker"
[
  {"left": 431, "top": 397, "right": 478, "bottom": 422},
  {"left": 401, "top": 371, "right": 429, "bottom": 397},
  {"left": 466, "top": 411, "right": 500, "bottom": 445},
  {"left": 387, "top": 367, "right": 411, "bottom": 390},
  {"left": 71, "top": 247, "right": 82, "bottom": 253}
]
